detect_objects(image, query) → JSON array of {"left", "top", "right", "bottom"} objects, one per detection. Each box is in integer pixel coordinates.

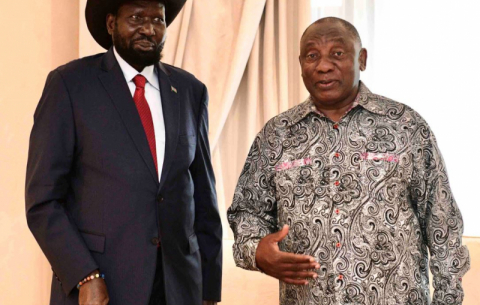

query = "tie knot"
[{"left": 133, "top": 74, "right": 146, "bottom": 89}]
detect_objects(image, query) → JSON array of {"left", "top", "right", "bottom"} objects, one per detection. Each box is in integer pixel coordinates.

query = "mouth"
[
  {"left": 134, "top": 40, "right": 156, "bottom": 51},
  {"left": 316, "top": 79, "right": 338, "bottom": 89}
]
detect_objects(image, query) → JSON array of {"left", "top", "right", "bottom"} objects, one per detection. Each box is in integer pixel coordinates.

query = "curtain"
[{"left": 163, "top": 0, "right": 311, "bottom": 242}]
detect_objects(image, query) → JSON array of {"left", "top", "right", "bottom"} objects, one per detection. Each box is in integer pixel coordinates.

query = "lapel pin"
[{"left": 171, "top": 86, "right": 177, "bottom": 93}]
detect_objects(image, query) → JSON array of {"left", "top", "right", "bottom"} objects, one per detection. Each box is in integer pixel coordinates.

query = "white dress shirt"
[{"left": 114, "top": 47, "right": 166, "bottom": 181}]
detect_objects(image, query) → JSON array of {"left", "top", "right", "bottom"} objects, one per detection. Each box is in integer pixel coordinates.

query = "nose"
[
  {"left": 316, "top": 57, "right": 334, "bottom": 73},
  {"left": 139, "top": 21, "right": 155, "bottom": 36}
]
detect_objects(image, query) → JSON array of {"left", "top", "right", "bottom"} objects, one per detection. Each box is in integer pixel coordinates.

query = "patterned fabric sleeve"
[
  {"left": 410, "top": 119, "right": 470, "bottom": 305},
  {"left": 227, "top": 128, "right": 278, "bottom": 271}
]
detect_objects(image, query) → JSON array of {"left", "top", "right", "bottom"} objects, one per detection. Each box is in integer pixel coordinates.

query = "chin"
[
  {"left": 132, "top": 48, "right": 155, "bottom": 57},
  {"left": 134, "top": 46, "right": 162, "bottom": 62},
  {"left": 314, "top": 93, "right": 342, "bottom": 104},
  {"left": 134, "top": 52, "right": 161, "bottom": 65}
]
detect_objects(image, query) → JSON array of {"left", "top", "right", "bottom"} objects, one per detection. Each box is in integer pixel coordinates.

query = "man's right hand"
[
  {"left": 255, "top": 225, "right": 320, "bottom": 285},
  {"left": 78, "top": 270, "right": 109, "bottom": 305}
]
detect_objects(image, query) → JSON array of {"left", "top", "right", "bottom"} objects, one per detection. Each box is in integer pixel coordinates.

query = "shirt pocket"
[
  {"left": 275, "top": 164, "right": 320, "bottom": 216},
  {"left": 360, "top": 152, "right": 398, "bottom": 182}
]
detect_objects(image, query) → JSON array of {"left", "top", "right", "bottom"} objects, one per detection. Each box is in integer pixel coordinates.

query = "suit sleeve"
[
  {"left": 25, "top": 70, "right": 99, "bottom": 295},
  {"left": 410, "top": 122, "right": 470, "bottom": 305},
  {"left": 189, "top": 85, "right": 223, "bottom": 302}
]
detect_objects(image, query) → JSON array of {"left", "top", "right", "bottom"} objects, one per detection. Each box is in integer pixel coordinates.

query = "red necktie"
[{"left": 132, "top": 75, "right": 157, "bottom": 174}]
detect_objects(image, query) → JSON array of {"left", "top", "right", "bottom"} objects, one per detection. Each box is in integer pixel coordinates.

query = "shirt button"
[
  {"left": 334, "top": 152, "right": 340, "bottom": 158},
  {"left": 338, "top": 274, "right": 343, "bottom": 280},
  {"left": 333, "top": 124, "right": 339, "bottom": 129},
  {"left": 335, "top": 209, "right": 340, "bottom": 215},
  {"left": 336, "top": 242, "right": 341, "bottom": 248},
  {"left": 334, "top": 181, "right": 340, "bottom": 186},
  {"left": 151, "top": 237, "right": 159, "bottom": 245}
]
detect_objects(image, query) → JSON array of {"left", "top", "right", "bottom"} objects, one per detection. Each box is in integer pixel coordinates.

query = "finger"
[
  {"left": 271, "top": 225, "right": 289, "bottom": 243},
  {"left": 278, "top": 252, "right": 316, "bottom": 264},
  {"left": 281, "top": 270, "right": 318, "bottom": 279},
  {"left": 281, "top": 277, "right": 309, "bottom": 286},
  {"left": 281, "top": 262, "right": 320, "bottom": 271}
]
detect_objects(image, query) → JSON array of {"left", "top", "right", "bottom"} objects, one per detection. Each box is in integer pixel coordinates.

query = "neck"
[{"left": 131, "top": 64, "right": 146, "bottom": 73}]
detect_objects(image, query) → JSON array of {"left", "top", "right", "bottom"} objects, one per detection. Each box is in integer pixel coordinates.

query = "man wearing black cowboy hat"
[{"left": 25, "top": 0, "right": 222, "bottom": 304}]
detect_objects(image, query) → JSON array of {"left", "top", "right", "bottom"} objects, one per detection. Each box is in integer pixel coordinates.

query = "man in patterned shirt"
[{"left": 227, "top": 17, "right": 470, "bottom": 304}]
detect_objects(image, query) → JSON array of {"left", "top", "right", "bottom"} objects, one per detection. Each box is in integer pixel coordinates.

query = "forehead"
[{"left": 301, "top": 22, "right": 356, "bottom": 49}]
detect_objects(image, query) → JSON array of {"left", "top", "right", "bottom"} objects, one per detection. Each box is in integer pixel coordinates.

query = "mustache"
[{"left": 132, "top": 36, "right": 157, "bottom": 46}]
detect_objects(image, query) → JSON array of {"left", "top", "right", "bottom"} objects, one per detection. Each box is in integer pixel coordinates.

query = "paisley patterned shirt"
[{"left": 227, "top": 82, "right": 470, "bottom": 305}]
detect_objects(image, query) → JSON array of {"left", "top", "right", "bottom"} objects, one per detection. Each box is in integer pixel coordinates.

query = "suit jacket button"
[
  {"left": 151, "top": 237, "right": 159, "bottom": 245},
  {"left": 157, "top": 195, "right": 164, "bottom": 203}
]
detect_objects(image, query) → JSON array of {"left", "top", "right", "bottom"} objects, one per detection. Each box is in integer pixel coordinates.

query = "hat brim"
[{"left": 86, "top": 0, "right": 186, "bottom": 50}]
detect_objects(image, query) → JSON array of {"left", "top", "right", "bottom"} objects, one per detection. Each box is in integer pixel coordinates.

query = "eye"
[
  {"left": 306, "top": 53, "right": 318, "bottom": 60},
  {"left": 130, "top": 15, "right": 141, "bottom": 21},
  {"left": 153, "top": 17, "right": 165, "bottom": 23},
  {"left": 333, "top": 51, "right": 344, "bottom": 57}
]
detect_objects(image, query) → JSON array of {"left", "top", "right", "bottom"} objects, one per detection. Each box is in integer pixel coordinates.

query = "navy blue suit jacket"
[{"left": 25, "top": 48, "right": 222, "bottom": 305}]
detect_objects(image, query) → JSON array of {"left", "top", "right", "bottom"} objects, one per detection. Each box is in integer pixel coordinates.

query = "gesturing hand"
[
  {"left": 255, "top": 225, "right": 320, "bottom": 285},
  {"left": 78, "top": 270, "right": 109, "bottom": 305}
]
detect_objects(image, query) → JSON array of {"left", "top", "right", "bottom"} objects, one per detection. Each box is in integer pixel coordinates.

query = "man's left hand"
[{"left": 203, "top": 301, "right": 217, "bottom": 305}]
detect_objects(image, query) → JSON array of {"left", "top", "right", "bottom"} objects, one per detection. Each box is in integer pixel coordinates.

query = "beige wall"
[
  {"left": 0, "top": 0, "right": 79, "bottom": 304},
  {"left": 462, "top": 238, "right": 480, "bottom": 305}
]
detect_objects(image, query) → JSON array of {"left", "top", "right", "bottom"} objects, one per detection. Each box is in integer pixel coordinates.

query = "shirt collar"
[
  {"left": 113, "top": 47, "right": 160, "bottom": 91},
  {"left": 288, "top": 81, "right": 388, "bottom": 127}
]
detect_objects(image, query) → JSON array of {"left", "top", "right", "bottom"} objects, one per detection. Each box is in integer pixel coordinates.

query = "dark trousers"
[{"left": 148, "top": 248, "right": 167, "bottom": 305}]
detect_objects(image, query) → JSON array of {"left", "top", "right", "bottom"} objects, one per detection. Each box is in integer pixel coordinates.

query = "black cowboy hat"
[{"left": 86, "top": 0, "right": 186, "bottom": 49}]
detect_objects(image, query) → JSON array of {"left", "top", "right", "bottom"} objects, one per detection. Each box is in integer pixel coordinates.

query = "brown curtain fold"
[{"left": 163, "top": 1, "right": 311, "bottom": 243}]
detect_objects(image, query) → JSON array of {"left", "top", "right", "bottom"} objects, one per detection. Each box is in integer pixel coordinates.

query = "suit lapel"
[
  {"left": 98, "top": 49, "right": 159, "bottom": 185},
  {"left": 157, "top": 62, "right": 180, "bottom": 192}
]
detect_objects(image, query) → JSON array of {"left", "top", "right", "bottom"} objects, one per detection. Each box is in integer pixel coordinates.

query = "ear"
[
  {"left": 106, "top": 13, "right": 116, "bottom": 36},
  {"left": 359, "top": 48, "right": 367, "bottom": 71}
]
